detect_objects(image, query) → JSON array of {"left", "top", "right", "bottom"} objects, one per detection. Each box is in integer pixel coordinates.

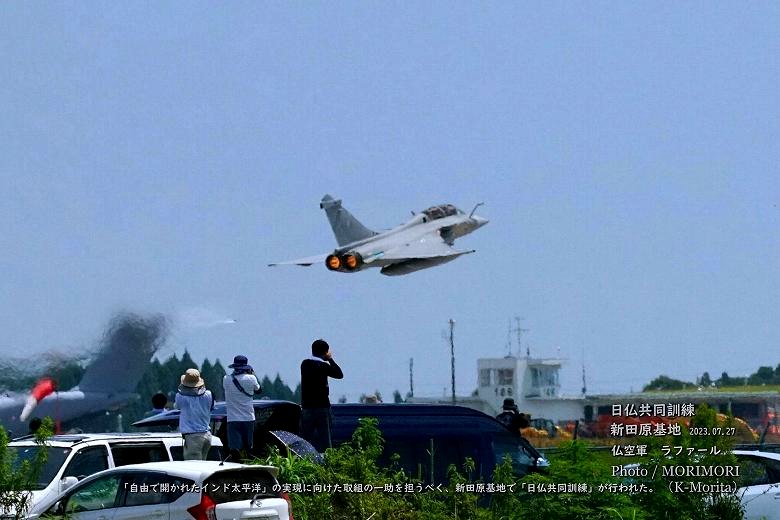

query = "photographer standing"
[
  {"left": 176, "top": 369, "right": 214, "bottom": 460},
  {"left": 222, "top": 355, "right": 261, "bottom": 459},
  {"left": 300, "top": 339, "right": 343, "bottom": 452}
]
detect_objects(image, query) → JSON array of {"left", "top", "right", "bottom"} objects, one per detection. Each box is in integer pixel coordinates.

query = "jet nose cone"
[{"left": 473, "top": 216, "right": 489, "bottom": 228}]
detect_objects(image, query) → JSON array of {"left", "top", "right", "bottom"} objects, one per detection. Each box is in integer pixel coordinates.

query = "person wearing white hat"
[{"left": 175, "top": 368, "right": 214, "bottom": 460}]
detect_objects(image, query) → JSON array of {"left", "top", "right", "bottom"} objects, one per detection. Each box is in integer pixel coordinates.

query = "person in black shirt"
[
  {"left": 496, "top": 398, "right": 524, "bottom": 431},
  {"left": 300, "top": 339, "right": 344, "bottom": 452}
]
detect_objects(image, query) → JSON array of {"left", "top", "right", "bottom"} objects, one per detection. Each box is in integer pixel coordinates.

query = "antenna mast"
[
  {"left": 505, "top": 319, "right": 513, "bottom": 356},
  {"left": 409, "top": 358, "right": 414, "bottom": 398},
  {"left": 449, "top": 319, "right": 456, "bottom": 405},
  {"left": 513, "top": 317, "right": 530, "bottom": 357}
]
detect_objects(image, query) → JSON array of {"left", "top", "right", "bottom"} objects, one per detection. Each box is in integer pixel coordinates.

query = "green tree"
[
  {"left": 259, "top": 375, "right": 274, "bottom": 397},
  {"left": 0, "top": 418, "right": 53, "bottom": 519},
  {"left": 748, "top": 366, "right": 774, "bottom": 385},
  {"left": 643, "top": 375, "right": 692, "bottom": 391},
  {"left": 180, "top": 350, "right": 196, "bottom": 372},
  {"left": 198, "top": 358, "right": 216, "bottom": 393},
  {"left": 211, "top": 360, "right": 227, "bottom": 400},
  {"left": 270, "top": 374, "right": 296, "bottom": 401},
  {"left": 160, "top": 353, "right": 181, "bottom": 395}
]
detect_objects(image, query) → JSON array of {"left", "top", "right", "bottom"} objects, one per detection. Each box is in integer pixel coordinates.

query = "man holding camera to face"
[
  {"left": 300, "top": 338, "right": 344, "bottom": 452},
  {"left": 222, "top": 354, "right": 261, "bottom": 459}
]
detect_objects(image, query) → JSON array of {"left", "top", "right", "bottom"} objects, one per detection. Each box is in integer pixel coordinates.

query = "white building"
[
  {"left": 475, "top": 355, "right": 584, "bottom": 422},
  {"left": 410, "top": 353, "right": 586, "bottom": 423},
  {"left": 410, "top": 353, "right": 780, "bottom": 429}
]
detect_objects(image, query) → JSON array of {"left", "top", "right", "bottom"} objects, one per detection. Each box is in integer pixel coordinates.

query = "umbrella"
[{"left": 269, "top": 430, "right": 323, "bottom": 463}]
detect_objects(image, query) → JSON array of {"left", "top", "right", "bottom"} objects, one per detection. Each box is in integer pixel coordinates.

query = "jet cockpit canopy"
[{"left": 422, "top": 204, "right": 460, "bottom": 221}]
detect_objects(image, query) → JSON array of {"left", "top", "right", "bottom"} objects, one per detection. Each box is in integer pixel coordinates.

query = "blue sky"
[{"left": 1, "top": 3, "right": 778, "bottom": 401}]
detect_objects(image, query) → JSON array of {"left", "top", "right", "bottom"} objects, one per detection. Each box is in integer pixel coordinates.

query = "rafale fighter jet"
[{"left": 269, "top": 194, "right": 488, "bottom": 276}]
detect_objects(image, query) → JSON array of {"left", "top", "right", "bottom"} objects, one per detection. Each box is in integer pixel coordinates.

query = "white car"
[
  {"left": 28, "top": 460, "right": 291, "bottom": 520},
  {"left": 735, "top": 449, "right": 780, "bottom": 520},
  {"left": 7, "top": 432, "right": 224, "bottom": 517}
]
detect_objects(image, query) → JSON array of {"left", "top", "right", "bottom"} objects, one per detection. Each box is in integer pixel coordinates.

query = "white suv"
[
  {"left": 30, "top": 461, "right": 291, "bottom": 520},
  {"left": 8, "top": 432, "right": 224, "bottom": 516}
]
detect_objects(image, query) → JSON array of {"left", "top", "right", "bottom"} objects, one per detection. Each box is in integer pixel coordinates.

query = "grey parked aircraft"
[
  {"left": 270, "top": 194, "right": 489, "bottom": 276},
  {"left": 0, "top": 315, "right": 164, "bottom": 435}
]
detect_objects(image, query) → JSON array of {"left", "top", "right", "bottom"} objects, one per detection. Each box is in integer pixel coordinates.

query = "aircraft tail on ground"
[
  {"left": 77, "top": 314, "right": 166, "bottom": 394},
  {"left": 320, "top": 194, "right": 377, "bottom": 247}
]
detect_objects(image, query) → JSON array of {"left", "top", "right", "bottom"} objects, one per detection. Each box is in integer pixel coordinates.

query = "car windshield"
[
  {"left": 8, "top": 446, "right": 71, "bottom": 490},
  {"left": 492, "top": 438, "right": 537, "bottom": 478}
]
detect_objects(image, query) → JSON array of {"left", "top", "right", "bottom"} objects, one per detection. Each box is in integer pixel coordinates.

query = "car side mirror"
[
  {"left": 535, "top": 456, "right": 550, "bottom": 469},
  {"left": 43, "top": 500, "right": 64, "bottom": 517},
  {"left": 59, "top": 476, "right": 78, "bottom": 492}
]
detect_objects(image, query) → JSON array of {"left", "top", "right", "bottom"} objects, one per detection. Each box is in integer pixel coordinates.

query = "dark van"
[
  {"left": 134, "top": 400, "right": 547, "bottom": 482},
  {"left": 331, "top": 403, "right": 548, "bottom": 482}
]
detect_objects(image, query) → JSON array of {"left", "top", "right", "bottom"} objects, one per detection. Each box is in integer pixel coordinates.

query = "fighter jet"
[{"left": 269, "top": 194, "right": 488, "bottom": 276}]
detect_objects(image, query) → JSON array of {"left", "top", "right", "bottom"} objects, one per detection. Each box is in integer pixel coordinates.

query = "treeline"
[
  {"left": 125, "top": 350, "right": 301, "bottom": 426},
  {"left": 59, "top": 351, "right": 301, "bottom": 431},
  {"left": 0, "top": 358, "right": 86, "bottom": 393},
  {"left": 644, "top": 363, "right": 780, "bottom": 391}
]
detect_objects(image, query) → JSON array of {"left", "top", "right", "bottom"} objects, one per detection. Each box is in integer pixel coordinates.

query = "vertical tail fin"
[
  {"left": 320, "top": 194, "right": 377, "bottom": 247},
  {"left": 77, "top": 314, "right": 167, "bottom": 394}
]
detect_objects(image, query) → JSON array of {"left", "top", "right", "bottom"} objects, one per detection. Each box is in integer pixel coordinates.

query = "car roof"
[
  {"left": 132, "top": 399, "right": 299, "bottom": 427},
  {"left": 332, "top": 403, "right": 502, "bottom": 417},
  {"left": 84, "top": 460, "right": 279, "bottom": 481},
  {"left": 331, "top": 403, "right": 543, "bottom": 458},
  {"left": 733, "top": 449, "right": 780, "bottom": 461},
  {"left": 331, "top": 403, "right": 515, "bottom": 432},
  {"left": 10, "top": 432, "right": 192, "bottom": 448}
]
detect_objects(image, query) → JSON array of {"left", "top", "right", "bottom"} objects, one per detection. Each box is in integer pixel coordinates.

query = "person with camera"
[
  {"left": 300, "top": 339, "right": 343, "bottom": 452},
  {"left": 176, "top": 369, "right": 214, "bottom": 460},
  {"left": 222, "top": 355, "right": 261, "bottom": 459}
]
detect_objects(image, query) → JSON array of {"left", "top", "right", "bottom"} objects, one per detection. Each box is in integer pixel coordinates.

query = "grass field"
[{"left": 643, "top": 384, "right": 780, "bottom": 393}]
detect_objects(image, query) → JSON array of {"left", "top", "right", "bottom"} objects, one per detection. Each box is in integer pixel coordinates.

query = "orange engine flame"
[
  {"left": 345, "top": 255, "right": 359, "bottom": 269},
  {"left": 326, "top": 255, "right": 341, "bottom": 270}
]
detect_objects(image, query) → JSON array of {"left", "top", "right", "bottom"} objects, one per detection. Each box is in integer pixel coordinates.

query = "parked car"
[
  {"left": 26, "top": 460, "right": 291, "bottom": 520},
  {"left": 734, "top": 449, "right": 780, "bottom": 520},
  {"left": 331, "top": 403, "right": 549, "bottom": 482},
  {"left": 134, "top": 400, "right": 314, "bottom": 461},
  {"left": 132, "top": 400, "right": 299, "bottom": 435},
  {"left": 133, "top": 400, "right": 301, "bottom": 459},
  {"left": 7, "top": 432, "right": 224, "bottom": 516}
]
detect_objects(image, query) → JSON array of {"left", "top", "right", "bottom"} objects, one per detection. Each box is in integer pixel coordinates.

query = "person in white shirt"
[{"left": 222, "top": 355, "right": 261, "bottom": 459}]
